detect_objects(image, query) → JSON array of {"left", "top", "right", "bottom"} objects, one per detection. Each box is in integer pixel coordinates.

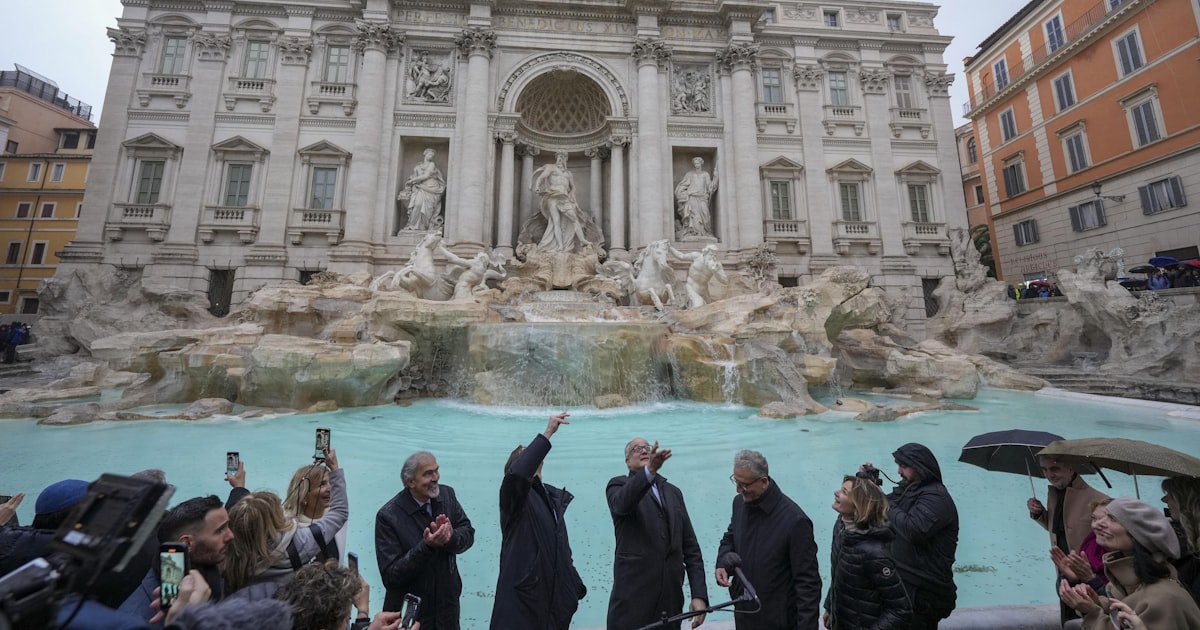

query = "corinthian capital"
[
  {"left": 279, "top": 36, "right": 313, "bottom": 65},
  {"left": 107, "top": 27, "right": 147, "bottom": 57},
  {"left": 857, "top": 68, "right": 891, "bottom": 94},
  {"left": 792, "top": 65, "right": 824, "bottom": 90},
  {"left": 716, "top": 42, "right": 759, "bottom": 71},
  {"left": 193, "top": 32, "right": 232, "bottom": 62},
  {"left": 631, "top": 38, "right": 672, "bottom": 67},
  {"left": 355, "top": 19, "right": 402, "bottom": 53},
  {"left": 924, "top": 71, "right": 955, "bottom": 97},
  {"left": 456, "top": 27, "right": 496, "bottom": 58}
]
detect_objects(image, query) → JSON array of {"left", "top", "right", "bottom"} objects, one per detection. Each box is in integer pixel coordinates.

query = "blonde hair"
[
  {"left": 224, "top": 491, "right": 291, "bottom": 592},
  {"left": 842, "top": 475, "right": 890, "bottom": 529},
  {"left": 283, "top": 464, "right": 328, "bottom": 519},
  {"left": 1163, "top": 477, "right": 1200, "bottom": 552}
]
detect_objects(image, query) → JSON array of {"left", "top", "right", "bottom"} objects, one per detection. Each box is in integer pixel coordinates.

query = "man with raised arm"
[
  {"left": 607, "top": 437, "right": 708, "bottom": 629},
  {"left": 490, "top": 413, "right": 587, "bottom": 630}
]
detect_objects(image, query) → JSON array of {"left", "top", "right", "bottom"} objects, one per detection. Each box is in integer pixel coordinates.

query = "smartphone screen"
[
  {"left": 314, "top": 428, "right": 331, "bottom": 460},
  {"left": 401, "top": 593, "right": 421, "bottom": 629},
  {"left": 348, "top": 551, "right": 359, "bottom": 577},
  {"left": 159, "top": 542, "right": 190, "bottom": 610},
  {"left": 225, "top": 452, "right": 240, "bottom": 476}
]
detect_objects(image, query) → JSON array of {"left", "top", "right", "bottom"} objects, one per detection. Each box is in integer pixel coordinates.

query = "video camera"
[{"left": 0, "top": 474, "right": 172, "bottom": 630}]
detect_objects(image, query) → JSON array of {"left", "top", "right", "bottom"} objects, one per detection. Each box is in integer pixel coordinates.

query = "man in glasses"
[
  {"left": 606, "top": 438, "right": 708, "bottom": 629},
  {"left": 716, "top": 450, "right": 820, "bottom": 629}
]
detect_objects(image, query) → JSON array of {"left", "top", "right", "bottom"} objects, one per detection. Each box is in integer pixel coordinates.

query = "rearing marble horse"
[
  {"left": 598, "top": 239, "right": 676, "bottom": 310},
  {"left": 369, "top": 231, "right": 443, "bottom": 297}
]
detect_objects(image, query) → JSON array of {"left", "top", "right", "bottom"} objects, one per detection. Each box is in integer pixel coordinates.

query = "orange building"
[
  {"left": 963, "top": 0, "right": 1200, "bottom": 283},
  {"left": 0, "top": 68, "right": 95, "bottom": 314}
]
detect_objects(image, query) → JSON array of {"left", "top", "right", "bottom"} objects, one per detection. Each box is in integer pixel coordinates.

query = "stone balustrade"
[
  {"left": 832, "top": 219, "right": 880, "bottom": 254},
  {"left": 136, "top": 73, "right": 191, "bottom": 107},
  {"left": 105, "top": 203, "right": 171, "bottom": 242},
  {"left": 306, "top": 81, "right": 357, "bottom": 115},
  {"left": 199, "top": 205, "right": 261, "bottom": 243},
  {"left": 288, "top": 207, "right": 345, "bottom": 245},
  {"left": 902, "top": 220, "right": 949, "bottom": 255}
]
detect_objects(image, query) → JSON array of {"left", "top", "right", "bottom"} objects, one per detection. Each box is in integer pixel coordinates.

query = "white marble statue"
[
  {"left": 520, "top": 151, "right": 604, "bottom": 253},
  {"left": 370, "top": 231, "right": 443, "bottom": 296},
  {"left": 597, "top": 239, "right": 676, "bottom": 310},
  {"left": 669, "top": 243, "right": 728, "bottom": 308},
  {"left": 674, "top": 157, "right": 718, "bottom": 239},
  {"left": 398, "top": 148, "right": 446, "bottom": 232},
  {"left": 443, "top": 249, "right": 507, "bottom": 300}
]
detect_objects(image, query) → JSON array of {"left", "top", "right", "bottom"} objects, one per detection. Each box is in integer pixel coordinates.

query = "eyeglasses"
[
  {"left": 629, "top": 445, "right": 652, "bottom": 455},
  {"left": 730, "top": 474, "right": 765, "bottom": 490}
]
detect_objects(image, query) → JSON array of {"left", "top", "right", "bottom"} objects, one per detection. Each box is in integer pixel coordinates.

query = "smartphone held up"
[
  {"left": 314, "top": 428, "right": 331, "bottom": 460},
  {"left": 225, "top": 452, "right": 240, "bottom": 477},
  {"left": 159, "top": 541, "right": 190, "bottom": 611},
  {"left": 401, "top": 593, "right": 421, "bottom": 629}
]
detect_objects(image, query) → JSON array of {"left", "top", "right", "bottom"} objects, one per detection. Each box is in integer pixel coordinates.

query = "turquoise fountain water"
[{"left": 2, "top": 389, "right": 1195, "bottom": 628}]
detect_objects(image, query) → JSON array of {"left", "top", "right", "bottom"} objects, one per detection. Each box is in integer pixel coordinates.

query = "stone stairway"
[{"left": 1017, "top": 363, "right": 1200, "bottom": 406}]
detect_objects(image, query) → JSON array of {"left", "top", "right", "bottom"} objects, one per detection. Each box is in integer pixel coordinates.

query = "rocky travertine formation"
[{"left": 20, "top": 261, "right": 1049, "bottom": 423}]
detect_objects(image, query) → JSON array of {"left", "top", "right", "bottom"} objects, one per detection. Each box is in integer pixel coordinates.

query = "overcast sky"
[{"left": 2, "top": 0, "right": 1028, "bottom": 128}]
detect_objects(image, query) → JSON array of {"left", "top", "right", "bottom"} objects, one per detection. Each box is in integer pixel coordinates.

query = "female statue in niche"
[
  {"left": 674, "top": 156, "right": 718, "bottom": 239},
  {"left": 398, "top": 148, "right": 446, "bottom": 232}
]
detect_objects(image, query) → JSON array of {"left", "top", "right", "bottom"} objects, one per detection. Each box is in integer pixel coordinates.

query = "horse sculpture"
[
  {"left": 369, "top": 231, "right": 443, "bottom": 297},
  {"left": 597, "top": 239, "right": 676, "bottom": 310}
]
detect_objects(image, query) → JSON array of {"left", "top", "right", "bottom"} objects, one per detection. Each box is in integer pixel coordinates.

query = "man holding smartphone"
[{"left": 375, "top": 450, "right": 476, "bottom": 630}]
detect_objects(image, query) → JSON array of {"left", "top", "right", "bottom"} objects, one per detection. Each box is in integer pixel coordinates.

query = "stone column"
[
  {"left": 585, "top": 146, "right": 605, "bottom": 225},
  {"left": 632, "top": 38, "right": 671, "bottom": 246},
  {"left": 859, "top": 67, "right": 904, "bottom": 256},
  {"left": 607, "top": 135, "right": 628, "bottom": 254},
  {"left": 518, "top": 145, "right": 539, "bottom": 228},
  {"left": 254, "top": 36, "right": 311, "bottom": 250},
  {"left": 60, "top": 27, "right": 147, "bottom": 263},
  {"left": 719, "top": 42, "right": 765, "bottom": 251},
  {"left": 338, "top": 20, "right": 401, "bottom": 258},
  {"left": 495, "top": 132, "right": 517, "bottom": 256},
  {"left": 452, "top": 27, "right": 496, "bottom": 249},
  {"left": 164, "top": 32, "right": 232, "bottom": 251}
]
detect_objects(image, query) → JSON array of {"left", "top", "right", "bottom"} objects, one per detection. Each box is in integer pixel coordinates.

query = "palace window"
[
  {"left": 310, "top": 167, "right": 337, "bottom": 210},
  {"left": 1053, "top": 72, "right": 1076, "bottom": 111},
  {"left": 1046, "top": 15, "right": 1066, "bottom": 52},
  {"left": 1115, "top": 30, "right": 1144, "bottom": 76},
  {"left": 761, "top": 68, "right": 783, "bottom": 103},
  {"left": 1069, "top": 200, "right": 1107, "bottom": 232},
  {"left": 1000, "top": 108, "right": 1018, "bottom": 142},
  {"left": 243, "top": 40, "right": 271, "bottom": 78},
  {"left": 828, "top": 71, "right": 849, "bottom": 106},
  {"left": 1139, "top": 176, "right": 1187, "bottom": 215},
  {"left": 1013, "top": 219, "right": 1039, "bottom": 246},
  {"left": 769, "top": 180, "right": 792, "bottom": 220},
  {"left": 224, "top": 163, "right": 253, "bottom": 206},
  {"left": 839, "top": 182, "right": 863, "bottom": 221},
  {"left": 994, "top": 59, "right": 1010, "bottom": 90},
  {"left": 136, "top": 161, "right": 165, "bottom": 204},
  {"left": 1002, "top": 159, "right": 1027, "bottom": 197},
  {"left": 160, "top": 36, "right": 188, "bottom": 74},
  {"left": 324, "top": 45, "right": 351, "bottom": 83}
]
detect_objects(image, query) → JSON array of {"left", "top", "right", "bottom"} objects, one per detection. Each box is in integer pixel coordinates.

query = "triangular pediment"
[
  {"left": 827, "top": 158, "right": 873, "bottom": 175},
  {"left": 298, "top": 140, "right": 351, "bottom": 157},
  {"left": 896, "top": 160, "right": 941, "bottom": 175},
  {"left": 212, "top": 136, "right": 268, "bottom": 155},
  {"left": 122, "top": 133, "right": 182, "bottom": 151},
  {"left": 760, "top": 156, "right": 804, "bottom": 172}
]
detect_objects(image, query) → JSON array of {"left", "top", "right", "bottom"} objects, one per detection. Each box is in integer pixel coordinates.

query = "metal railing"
[
  {"left": 0, "top": 70, "right": 93, "bottom": 121},
  {"left": 968, "top": 1, "right": 1113, "bottom": 112}
]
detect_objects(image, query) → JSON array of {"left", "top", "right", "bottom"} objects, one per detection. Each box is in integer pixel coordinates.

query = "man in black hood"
[{"left": 885, "top": 443, "right": 958, "bottom": 629}]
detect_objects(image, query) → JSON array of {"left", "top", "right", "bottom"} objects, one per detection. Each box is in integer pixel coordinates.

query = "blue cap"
[{"left": 35, "top": 479, "right": 89, "bottom": 516}]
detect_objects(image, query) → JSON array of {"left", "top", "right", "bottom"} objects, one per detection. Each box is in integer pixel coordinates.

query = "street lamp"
[{"left": 1090, "top": 181, "right": 1125, "bottom": 202}]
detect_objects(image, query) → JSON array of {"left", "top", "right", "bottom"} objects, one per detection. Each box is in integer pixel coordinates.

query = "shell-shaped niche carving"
[{"left": 516, "top": 70, "right": 612, "bottom": 135}]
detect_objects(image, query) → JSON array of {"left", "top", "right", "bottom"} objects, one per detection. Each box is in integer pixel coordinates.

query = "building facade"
[
  {"left": 963, "top": 0, "right": 1200, "bottom": 283},
  {"left": 0, "top": 69, "right": 96, "bottom": 314},
  {"left": 63, "top": 0, "right": 965, "bottom": 328}
]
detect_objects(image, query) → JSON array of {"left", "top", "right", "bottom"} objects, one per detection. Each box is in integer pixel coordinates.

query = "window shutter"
[
  {"left": 1169, "top": 176, "right": 1187, "bottom": 208},
  {"left": 1069, "top": 205, "right": 1082, "bottom": 232},
  {"left": 1138, "top": 185, "right": 1153, "bottom": 215},
  {"left": 1031, "top": 220, "right": 1039, "bottom": 243},
  {"left": 1096, "top": 201, "right": 1107, "bottom": 227},
  {"left": 1013, "top": 224, "right": 1022, "bottom": 245}
]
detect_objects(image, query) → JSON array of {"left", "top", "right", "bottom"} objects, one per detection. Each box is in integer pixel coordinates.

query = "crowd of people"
[
  {"left": 3, "top": 414, "right": 1200, "bottom": 629},
  {"left": 0, "top": 321, "right": 30, "bottom": 364}
]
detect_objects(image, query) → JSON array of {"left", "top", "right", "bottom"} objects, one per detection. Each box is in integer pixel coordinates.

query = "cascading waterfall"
[{"left": 693, "top": 335, "right": 740, "bottom": 404}]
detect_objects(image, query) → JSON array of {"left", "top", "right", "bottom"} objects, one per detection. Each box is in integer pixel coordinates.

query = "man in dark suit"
[
  {"left": 607, "top": 438, "right": 708, "bottom": 629},
  {"left": 376, "top": 451, "right": 476, "bottom": 630}
]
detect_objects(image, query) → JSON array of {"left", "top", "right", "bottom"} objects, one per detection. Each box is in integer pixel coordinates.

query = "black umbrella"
[
  {"left": 959, "top": 429, "right": 1105, "bottom": 496},
  {"left": 1129, "top": 264, "right": 1157, "bottom": 274}
]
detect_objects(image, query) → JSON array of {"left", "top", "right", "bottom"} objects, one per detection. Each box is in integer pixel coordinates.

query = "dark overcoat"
[
  {"left": 375, "top": 484, "right": 476, "bottom": 629},
  {"left": 606, "top": 469, "right": 708, "bottom": 629},
  {"left": 716, "top": 478, "right": 821, "bottom": 630},
  {"left": 489, "top": 434, "right": 587, "bottom": 630},
  {"left": 823, "top": 520, "right": 911, "bottom": 630}
]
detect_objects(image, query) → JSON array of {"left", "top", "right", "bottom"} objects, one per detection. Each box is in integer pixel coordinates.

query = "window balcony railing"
[
  {"left": 106, "top": 203, "right": 171, "bottom": 241},
  {"left": 307, "top": 82, "right": 357, "bottom": 116},
  {"left": 822, "top": 105, "right": 864, "bottom": 136},
  {"left": 831, "top": 219, "right": 880, "bottom": 255},
  {"left": 889, "top": 107, "right": 932, "bottom": 138},
  {"left": 763, "top": 219, "right": 811, "bottom": 252},
  {"left": 200, "top": 205, "right": 261, "bottom": 243},
  {"left": 223, "top": 77, "right": 276, "bottom": 112},
  {"left": 756, "top": 102, "right": 796, "bottom": 133},
  {"left": 137, "top": 73, "right": 191, "bottom": 108},
  {"left": 902, "top": 221, "right": 950, "bottom": 255},
  {"left": 967, "top": 1, "right": 1112, "bottom": 113},
  {"left": 288, "top": 207, "right": 345, "bottom": 245}
]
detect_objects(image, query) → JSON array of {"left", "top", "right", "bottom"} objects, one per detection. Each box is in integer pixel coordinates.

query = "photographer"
[{"left": 276, "top": 560, "right": 412, "bottom": 630}]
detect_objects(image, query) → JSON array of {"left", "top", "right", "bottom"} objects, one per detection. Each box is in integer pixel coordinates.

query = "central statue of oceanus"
[{"left": 516, "top": 151, "right": 605, "bottom": 255}]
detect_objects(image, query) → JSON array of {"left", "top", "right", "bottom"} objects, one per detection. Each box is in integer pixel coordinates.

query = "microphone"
[{"left": 722, "top": 552, "right": 759, "bottom": 602}]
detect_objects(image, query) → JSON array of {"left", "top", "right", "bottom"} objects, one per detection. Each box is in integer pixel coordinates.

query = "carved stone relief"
[
  {"left": 671, "top": 64, "right": 713, "bottom": 115},
  {"left": 405, "top": 49, "right": 454, "bottom": 103}
]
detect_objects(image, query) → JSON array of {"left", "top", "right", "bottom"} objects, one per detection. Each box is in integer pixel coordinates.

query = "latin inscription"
[
  {"left": 660, "top": 26, "right": 724, "bottom": 41},
  {"left": 494, "top": 16, "right": 635, "bottom": 34},
  {"left": 394, "top": 11, "right": 467, "bottom": 26}
]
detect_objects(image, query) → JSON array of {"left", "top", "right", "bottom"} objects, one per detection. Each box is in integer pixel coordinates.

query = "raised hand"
[
  {"left": 0, "top": 492, "right": 24, "bottom": 526},
  {"left": 543, "top": 412, "right": 570, "bottom": 439},
  {"left": 225, "top": 460, "right": 246, "bottom": 489},
  {"left": 648, "top": 442, "right": 672, "bottom": 475}
]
